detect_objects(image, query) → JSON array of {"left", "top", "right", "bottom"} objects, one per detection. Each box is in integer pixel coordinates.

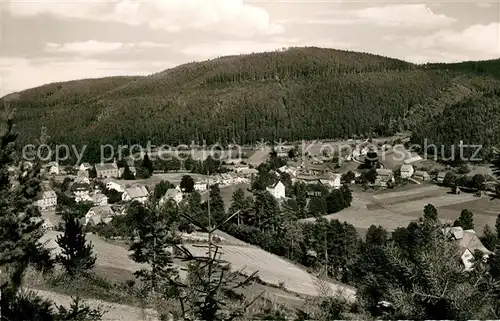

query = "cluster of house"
[
  {"left": 278, "top": 162, "right": 343, "bottom": 189},
  {"left": 400, "top": 164, "right": 431, "bottom": 181},
  {"left": 192, "top": 170, "right": 254, "bottom": 192}
]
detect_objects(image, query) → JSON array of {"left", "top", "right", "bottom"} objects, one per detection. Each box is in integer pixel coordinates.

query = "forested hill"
[{"left": 2, "top": 47, "right": 500, "bottom": 162}]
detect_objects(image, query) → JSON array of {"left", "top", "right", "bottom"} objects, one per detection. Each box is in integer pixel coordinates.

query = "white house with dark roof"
[
  {"left": 37, "top": 190, "right": 58, "bottom": 211},
  {"left": 160, "top": 186, "right": 183, "bottom": 205},
  {"left": 319, "top": 173, "right": 342, "bottom": 189},
  {"left": 122, "top": 186, "right": 149, "bottom": 203},
  {"left": 72, "top": 182, "right": 92, "bottom": 202},
  {"left": 400, "top": 164, "right": 414, "bottom": 179},
  {"left": 414, "top": 170, "right": 431, "bottom": 181},
  {"left": 194, "top": 180, "right": 208, "bottom": 192},
  {"left": 220, "top": 173, "right": 233, "bottom": 185},
  {"left": 266, "top": 181, "right": 286, "bottom": 199},
  {"left": 375, "top": 169, "right": 395, "bottom": 187},
  {"left": 437, "top": 171, "right": 448, "bottom": 184},
  {"left": 106, "top": 180, "right": 125, "bottom": 193},
  {"left": 95, "top": 162, "right": 119, "bottom": 178},
  {"left": 91, "top": 192, "right": 108, "bottom": 206},
  {"left": 46, "top": 162, "right": 59, "bottom": 175}
]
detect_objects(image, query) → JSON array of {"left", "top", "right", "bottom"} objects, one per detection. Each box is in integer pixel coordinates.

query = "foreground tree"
[
  {"left": 180, "top": 175, "right": 195, "bottom": 193},
  {"left": 453, "top": 209, "right": 474, "bottom": 230},
  {"left": 368, "top": 206, "right": 497, "bottom": 319},
  {"left": 56, "top": 213, "right": 96, "bottom": 276},
  {"left": 0, "top": 108, "right": 101, "bottom": 320},
  {"left": 129, "top": 201, "right": 182, "bottom": 297}
]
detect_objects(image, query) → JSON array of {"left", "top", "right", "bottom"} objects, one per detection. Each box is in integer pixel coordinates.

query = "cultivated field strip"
[
  {"left": 372, "top": 185, "right": 442, "bottom": 200},
  {"left": 183, "top": 244, "right": 356, "bottom": 300},
  {"left": 387, "top": 193, "right": 478, "bottom": 213}
]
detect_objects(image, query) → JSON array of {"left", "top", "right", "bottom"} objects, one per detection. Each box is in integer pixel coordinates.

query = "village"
[{"left": 30, "top": 137, "right": 498, "bottom": 240}]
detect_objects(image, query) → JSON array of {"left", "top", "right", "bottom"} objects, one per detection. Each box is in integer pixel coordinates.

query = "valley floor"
[{"left": 301, "top": 183, "right": 500, "bottom": 233}]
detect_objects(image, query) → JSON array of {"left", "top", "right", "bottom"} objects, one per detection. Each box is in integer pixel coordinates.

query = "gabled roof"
[
  {"left": 376, "top": 169, "right": 393, "bottom": 176},
  {"left": 400, "top": 164, "right": 413, "bottom": 172},
  {"left": 92, "top": 193, "right": 108, "bottom": 202},
  {"left": 438, "top": 171, "right": 448, "bottom": 178},
  {"left": 88, "top": 204, "right": 114, "bottom": 217},
  {"left": 165, "top": 188, "right": 182, "bottom": 198},
  {"left": 80, "top": 162, "right": 92, "bottom": 168},
  {"left": 71, "top": 182, "right": 91, "bottom": 192},
  {"left": 445, "top": 226, "right": 493, "bottom": 256},
  {"left": 414, "top": 170, "right": 430, "bottom": 177},
  {"left": 42, "top": 190, "right": 57, "bottom": 199},
  {"left": 268, "top": 181, "right": 284, "bottom": 189},
  {"left": 124, "top": 186, "right": 149, "bottom": 199},
  {"left": 457, "top": 229, "right": 492, "bottom": 255},
  {"left": 221, "top": 173, "right": 232, "bottom": 180}
]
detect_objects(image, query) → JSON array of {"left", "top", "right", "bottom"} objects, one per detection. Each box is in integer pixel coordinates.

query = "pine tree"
[
  {"left": 453, "top": 209, "right": 474, "bottom": 230},
  {"left": 381, "top": 208, "right": 495, "bottom": 319},
  {"left": 495, "top": 214, "right": 500, "bottom": 240},
  {"left": 480, "top": 224, "right": 498, "bottom": 250},
  {"left": 129, "top": 201, "right": 181, "bottom": 297},
  {"left": 56, "top": 213, "right": 96, "bottom": 276},
  {"left": 208, "top": 184, "right": 226, "bottom": 226},
  {"left": 0, "top": 107, "right": 100, "bottom": 320},
  {"left": 142, "top": 153, "right": 154, "bottom": 176},
  {"left": 153, "top": 180, "right": 172, "bottom": 200},
  {"left": 121, "top": 163, "right": 135, "bottom": 180},
  {"left": 180, "top": 175, "right": 195, "bottom": 193}
]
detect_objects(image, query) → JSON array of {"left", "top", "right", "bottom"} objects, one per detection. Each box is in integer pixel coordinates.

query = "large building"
[{"left": 266, "top": 181, "right": 286, "bottom": 199}]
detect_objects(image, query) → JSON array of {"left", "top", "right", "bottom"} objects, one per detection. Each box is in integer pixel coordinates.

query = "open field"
[
  {"left": 247, "top": 147, "right": 270, "bottom": 167},
  {"left": 38, "top": 229, "right": 316, "bottom": 313},
  {"left": 301, "top": 183, "right": 500, "bottom": 233}
]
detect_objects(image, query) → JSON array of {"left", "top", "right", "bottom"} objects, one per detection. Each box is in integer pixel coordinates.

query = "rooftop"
[{"left": 125, "top": 186, "right": 149, "bottom": 199}]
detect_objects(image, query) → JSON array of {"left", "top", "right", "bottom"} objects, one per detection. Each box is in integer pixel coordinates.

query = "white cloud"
[
  {"left": 407, "top": 23, "right": 500, "bottom": 61},
  {"left": 295, "top": 4, "right": 455, "bottom": 28},
  {"left": 44, "top": 41, "right": 170, "bottom": 55},
  {"left": 180, "top": 39, "right": 353, "bottom": 59},
  {"left": 6, "top": 0, "right": 283, "bottom": 37},
  {"left": 355, "top": 4, "right": 455, "bottom": 27},
  {"left": 0, "top": 57, "right": 174, "bottom": 96},
  {"left": 476, "top": 2, "right": 492, "bottom": 8}
]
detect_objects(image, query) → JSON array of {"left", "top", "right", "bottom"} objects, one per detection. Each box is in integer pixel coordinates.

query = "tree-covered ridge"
[
  {"left": 2, "top": 48, "right": 500, "bottom": 163},
  {"left": 423, "top": 58, "right": 500, "bottom": 78}
]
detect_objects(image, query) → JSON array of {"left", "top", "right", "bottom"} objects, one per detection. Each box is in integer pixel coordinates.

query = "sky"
[{"left": 0, "top": 0, "right": 499, "bottom": 96}]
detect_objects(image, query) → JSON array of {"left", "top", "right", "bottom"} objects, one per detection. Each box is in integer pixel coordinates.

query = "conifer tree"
[
  {"left": 128, "top": 201, "right": 181, "bottom": 297},
  {"left": 0, "top": 106, "right": 100, "bottom": 320},
  {"left": 56, "top": 213, "right": 96, "bottom": 276},
  {"left": 142, "top": 153, "right": 154, "bottom": 176},
  {"left": 121, "top": 163, "right": 135, "bottom": 180},
  {"left": 453, "top": 209, "right": 474, "bottom": 230},
  {"left": 208, "top": 184, "right": 226, "bottom": 226}
]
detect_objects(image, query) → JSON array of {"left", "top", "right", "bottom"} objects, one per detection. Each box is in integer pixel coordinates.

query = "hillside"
[{"left": 2, "top": 47, "right": 500, "bottom": 163}]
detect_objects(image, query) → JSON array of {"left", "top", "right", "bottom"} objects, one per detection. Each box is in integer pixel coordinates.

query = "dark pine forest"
[{"left": 2, "top": 47, "right": 500, "bottom": 162}]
